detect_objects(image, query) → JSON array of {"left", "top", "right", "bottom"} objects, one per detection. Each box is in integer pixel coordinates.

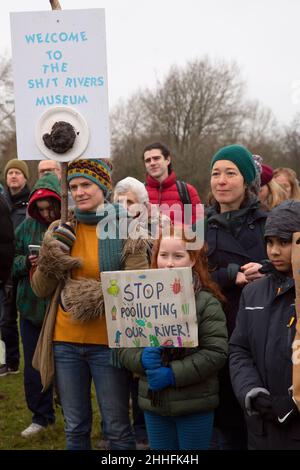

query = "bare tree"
[
  {"left": 110, "top": 94, "right": 150, "bottom": 184},
  {"left": 112, "top": 58, "right": 248, "bottom": 191},
  {"left": 143, "top": 58, "right": 245, "bottom": 152},
  {"left": 110, "top": 57, "right": 291, "bottom": 197},
  {"left": 281, "top": 113, "right": 300, "bottom": 171}
]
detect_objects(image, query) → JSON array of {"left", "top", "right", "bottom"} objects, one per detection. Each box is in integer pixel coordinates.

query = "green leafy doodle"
[
  {"left": 133, "top": 338, "right": 141, "bottom": 347},
  {"left": 182, "top": 303, "right": 189, "bottom": 315},
  {"left": 149, "top": 335, "right": 160, "bottom": 347}
]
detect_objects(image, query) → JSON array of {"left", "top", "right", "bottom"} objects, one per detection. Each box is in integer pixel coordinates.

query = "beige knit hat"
[{"left": 4, "top": 159, "right": 29, "bottom": 180}]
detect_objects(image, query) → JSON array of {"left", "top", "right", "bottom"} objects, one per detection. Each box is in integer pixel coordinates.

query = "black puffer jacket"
[
  {"left": 0, "top": 194, "right": 14, "bottom": 284},
  {"left": 3, "top": 184, "right": 30, "bottom": 229},
  {"left": 206, "top": 199, "right": 267, "bottom": 336},
  {"left": 229, "top": 268, "right": 300, "bottom": 449}
]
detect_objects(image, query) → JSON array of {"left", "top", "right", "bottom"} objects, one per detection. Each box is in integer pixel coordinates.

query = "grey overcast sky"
[{"left": 1, "top": 0, "right": 300, "bottom": 124}]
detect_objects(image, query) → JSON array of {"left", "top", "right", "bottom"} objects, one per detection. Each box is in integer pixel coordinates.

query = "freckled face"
[{"left": 157, "top": 237, "right": 195, "bottom": 269}]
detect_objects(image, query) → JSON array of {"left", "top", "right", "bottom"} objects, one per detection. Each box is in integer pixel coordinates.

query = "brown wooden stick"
[
  {"left": 60, "top": 162, "right": 68, "bottom": 223},
  {"left": 50, "top": 0, "right": 68, "bottom": 223},
  {"left": 50, "top": 0, "right": 62, "bottom": 10}
]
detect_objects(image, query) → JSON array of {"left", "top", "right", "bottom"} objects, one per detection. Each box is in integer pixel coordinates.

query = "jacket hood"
[
  {"left": 28, "top": 173, "right": 61, "bottom": 223},
  {"left": 29, "top": 172, "right": 61, "bottom": 198}
]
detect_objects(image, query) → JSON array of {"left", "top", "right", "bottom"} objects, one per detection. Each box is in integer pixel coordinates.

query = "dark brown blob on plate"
[{"left": 43, "top": 121, "right": 76, "bottom": 154}]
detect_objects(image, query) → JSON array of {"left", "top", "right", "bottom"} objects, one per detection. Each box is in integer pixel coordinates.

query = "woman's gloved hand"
[{"left": 52, "top": 223, "right": 76, "bottom": 252}]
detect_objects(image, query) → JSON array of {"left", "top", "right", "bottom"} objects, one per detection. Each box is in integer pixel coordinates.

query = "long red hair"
[{"left": 151, "top": 225, "right": 225, "bottom": 304}]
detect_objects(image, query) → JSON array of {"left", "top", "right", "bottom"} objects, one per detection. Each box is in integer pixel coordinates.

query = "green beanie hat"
[
  {"left": 210, "top": 144, "right": 257, "bottom": 185},
  {"left": 4, "top": 158, "right": 29, "bottom": 181}
]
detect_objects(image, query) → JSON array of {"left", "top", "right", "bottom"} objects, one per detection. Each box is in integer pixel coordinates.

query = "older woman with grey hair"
[
  {"left": 114, "top": 177, "right": 149, "bottom": 217},
  {"left": 114, "top": 177, "right": 171, "bottom": 239}
]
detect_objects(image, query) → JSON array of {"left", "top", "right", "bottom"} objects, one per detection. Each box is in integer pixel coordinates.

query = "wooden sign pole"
[
  {"left": 49, "top": 0, "right": 69, "bottom": 224},
  {"left": 50, "top": 0, "right": 62, "bottom": 11},
  {"left": 292, "top": 232, "right": 300, "bottom": 408}
]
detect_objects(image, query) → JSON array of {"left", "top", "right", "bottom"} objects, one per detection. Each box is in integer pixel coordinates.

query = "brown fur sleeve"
[
  {"left": 37, "top": 230, "right": 83, "bottom": 282},
  {"left": 60, "top": 277, "right": 105, "bottom": 322}
]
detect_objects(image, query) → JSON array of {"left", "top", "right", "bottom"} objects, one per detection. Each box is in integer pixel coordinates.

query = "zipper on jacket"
[{"left": 158, "top": 184, "right": 162, "bottom": 205}]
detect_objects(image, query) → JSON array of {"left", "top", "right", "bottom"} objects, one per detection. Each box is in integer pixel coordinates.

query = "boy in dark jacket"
[{"left": 229, "top": 200, "right": 300, "bottom": 450}]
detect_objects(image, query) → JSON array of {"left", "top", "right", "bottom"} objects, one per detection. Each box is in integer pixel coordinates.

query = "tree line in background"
[{"left": 0, "top": 55, "right": 299, "bottom": 200}]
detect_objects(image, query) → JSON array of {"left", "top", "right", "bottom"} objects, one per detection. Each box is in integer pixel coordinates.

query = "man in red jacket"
[{"left": 143, "top": 142, "right": 201, "bottom": 225}]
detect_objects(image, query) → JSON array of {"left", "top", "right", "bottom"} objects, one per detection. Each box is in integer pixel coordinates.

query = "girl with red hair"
[{"left": 118, "top": 225, "right": 228, "bottom": 450}]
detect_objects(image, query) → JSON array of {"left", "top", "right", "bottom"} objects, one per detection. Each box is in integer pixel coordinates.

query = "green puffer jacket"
[
  {"left": 13, "top": 173, "right": 61, "bottom": 326},
  {"left": 118, "top": 290, "right": 228, "bottom": 416}
]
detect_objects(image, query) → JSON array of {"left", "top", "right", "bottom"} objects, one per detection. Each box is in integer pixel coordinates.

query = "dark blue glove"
[
  {"left": 146, "top": 366, "right": 175, "bottom": 391},
  {"left": 141, "top": 347, "right": 162, "bottom": 370}
]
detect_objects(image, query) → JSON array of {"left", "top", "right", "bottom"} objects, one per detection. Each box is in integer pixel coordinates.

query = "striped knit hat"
[{"left": 67, "top": 159, "right": 112, "bottom": 196}]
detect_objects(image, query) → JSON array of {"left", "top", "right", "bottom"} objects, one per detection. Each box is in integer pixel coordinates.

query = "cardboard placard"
[
  {"left": 102, "top": 267, "right": 198, "bottom": 348},
  {"left": 10, "top": 9, "right": 110, "bottom": 160}
]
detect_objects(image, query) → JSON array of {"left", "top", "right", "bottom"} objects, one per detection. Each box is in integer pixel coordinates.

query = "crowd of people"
[{"left": 0, "top": 142, "right": 300, "bottom": 450}]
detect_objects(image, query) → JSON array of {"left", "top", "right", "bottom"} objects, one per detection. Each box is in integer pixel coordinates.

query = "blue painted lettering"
[
  {"left": 35, "top": 94, "right": 88, "bottom": 106},
  {"left": 28, "top": 78, "right": 58, "bottom": 89},
  {"left": 25, "top": 31, "right": 88, "bottom": 44},
  {"left": 42, "top": 63, "right": 67, "bottom": 74},
  {"left": 64, "top": 76, "right": 104, "bottom": 87}
]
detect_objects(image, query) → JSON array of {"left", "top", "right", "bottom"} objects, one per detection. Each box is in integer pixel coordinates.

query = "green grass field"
[{"left": 0, "top": 353, "right": 101, "bottom": 450}]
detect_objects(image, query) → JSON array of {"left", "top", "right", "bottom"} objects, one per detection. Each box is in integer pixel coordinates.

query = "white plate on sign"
[{"left": 35, "top": 106, "right": 89, "bottom": 162}]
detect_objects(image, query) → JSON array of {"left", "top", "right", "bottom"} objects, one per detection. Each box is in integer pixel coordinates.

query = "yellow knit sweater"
[{"left": 53, "top": 223, "right": 108, "bottom": 345}]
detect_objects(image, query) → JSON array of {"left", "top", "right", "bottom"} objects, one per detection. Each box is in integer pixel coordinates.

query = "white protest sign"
[
  {"left": 102, "top": 267, "right": 198, "bottom": 348},
  {"left": 10, "top": 9, "right": 110, "bottom": 161}
]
